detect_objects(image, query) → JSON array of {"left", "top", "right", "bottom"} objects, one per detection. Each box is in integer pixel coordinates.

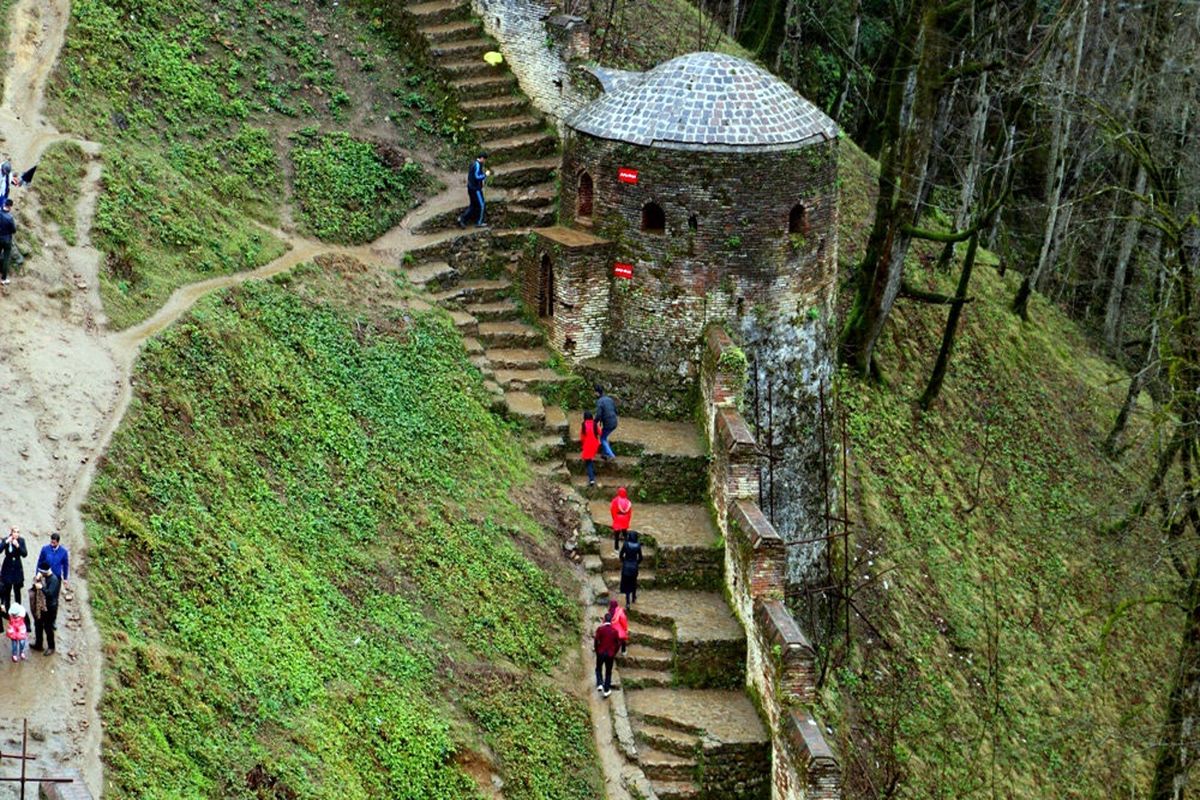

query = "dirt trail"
[{"left": 0, "top": 1, "right": 475, "bottom": 794}]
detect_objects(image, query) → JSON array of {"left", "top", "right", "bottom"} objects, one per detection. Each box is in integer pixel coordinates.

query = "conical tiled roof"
[{"left": 568, "top": 51, "right": 837, "bottom": 151}]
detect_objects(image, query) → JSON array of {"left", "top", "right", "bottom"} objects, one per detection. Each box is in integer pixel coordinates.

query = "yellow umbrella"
[{"left": 483, "top": 51, "right": 504, "bottom": 66}]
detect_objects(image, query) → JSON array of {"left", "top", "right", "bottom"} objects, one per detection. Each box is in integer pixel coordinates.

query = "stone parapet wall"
[{"left": 701, "top": 326, "right": 841, "bottom": 800}]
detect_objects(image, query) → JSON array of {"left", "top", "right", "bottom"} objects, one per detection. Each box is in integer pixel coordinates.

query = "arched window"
[
  {"left": 641, "top": 202, "right": 665, "bottom": 234},
  {"left": 577, "top": 171, "right": 594, "bottom": 219},
  {"left": 538, "top": 254, "right": 555, "bottom": 318},
  {"left": 688, "top": 213, "right": 698, "bottom": 232},
  {"left": 788, "top": 204, "right": 808, "bottom": 235}
]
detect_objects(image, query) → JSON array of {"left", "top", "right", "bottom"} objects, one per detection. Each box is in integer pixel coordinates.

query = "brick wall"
[
  {"left": 522, "top": 226, "right": 613, "bottom": 359},
  {"left": 471, "top": 0, "right": 596, "bottom": 123},
  {"left": 701, "top": 330, "right": 842, "bottom": 800}
]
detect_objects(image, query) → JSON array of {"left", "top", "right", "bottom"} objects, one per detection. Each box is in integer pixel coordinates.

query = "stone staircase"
[
  {"left": 573, "top": 423, "right": 771, "bottom": 800},
  {"left": 407, "top": 0, "right": 558, "bottom": 232}
]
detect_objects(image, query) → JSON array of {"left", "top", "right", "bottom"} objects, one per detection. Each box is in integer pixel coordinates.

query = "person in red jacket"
[
  {"left": 610, "top": 486, "right": 632, "bottom": 552},
  {"left": 580, "top": 412, "right": 601, "bottom": 487},
  {"left": 594, "top": 612, "right": 620, "bottom": 697},
  {"left": 607, "top": 598, "right": 629, "bottom": 655}
]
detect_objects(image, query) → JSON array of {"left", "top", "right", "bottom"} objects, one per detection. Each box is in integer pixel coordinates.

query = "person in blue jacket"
[
  {"left": 36, "top": 532, "right": 68, "bottom": 585},
  {"left": 457, "top": 152, "right": 489, "bottom": 228}
]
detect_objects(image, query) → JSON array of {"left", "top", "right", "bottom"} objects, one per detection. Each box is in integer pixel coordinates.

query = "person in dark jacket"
[
  {"left": 593, "top": 384, "right": 619, "bottom": 462},
  {"left": 456, "top": 152, "right": 489, "bottom": 228},
  {"left": 37, "top": 533, "right": 69, "bottom": 584},
  {"left": 618, "top": 530, "right": 643, "bottom": 608},
  {"left": 593, "top": 612, "right": 620, "bottom": 697},
  {"left": 30, "top": 567, "right": 59, "bottom": 655},
  {"left": 0, "top": 527, "right": 27, "bottom": 614},
  {"left": 0, "top": 197, "right": 15, "bottom": 285}
]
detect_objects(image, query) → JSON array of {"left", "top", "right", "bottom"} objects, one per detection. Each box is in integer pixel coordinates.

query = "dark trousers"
[
  {"left": 595, "top": 653, "right": 614, "bottom": 691},
  {"left": 0, "top": 239, "right": 11, "bottom": 280},
  {"left": 585, "top": 459, "right": 596, "bottom": 483},
  {"left": 34, "top": 605, "right": 56, "bottom": 650},
  {"left": 0, "top": 581, "right": 21, "bottom": 614},
  {"left": 613, "top": 529, "right": 623, "bottom": 551},
  {"left": 458, "top": 189, "right": 485, "bottom": 226}
]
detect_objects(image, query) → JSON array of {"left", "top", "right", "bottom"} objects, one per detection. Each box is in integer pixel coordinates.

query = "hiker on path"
[
  {"left": 618, "top": 530, "right": 643, "bottom": 608},
  {"left": 593, "top": 611, "right": 620, "bottom": 698},
  {"left": 607, "top": 598, "right": 628, "bottom": 655},
  {"left": 0, "top": 527, "right": 26, "bottom": 613},
  {"left": 0, "top": 197, "right": 16, "bottom": 286},
  {"left": 37, "top": 533, "right": 69, "bottom": 584},
  {"left": 456, "top": 152, "right": 490, "bottom": 228},
  {"left": 6, "top": 602, "right": 27, "bottom": 662},
  {"left": 581, "top": 411, "right": 601, "bottom": 487},
  {"left": 30, "top": 567, "right": 59, "bottom": 656},
  {"left": 593, "top": 385, "right": 619, "bottom": 462},
  {"left": 610, "top": 487, "right": 632, "bottom": 552}
]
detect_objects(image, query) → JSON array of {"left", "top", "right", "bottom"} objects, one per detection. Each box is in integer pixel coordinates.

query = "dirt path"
[{"left": 0, "top": 1, "right": 476, "bottom": 794}]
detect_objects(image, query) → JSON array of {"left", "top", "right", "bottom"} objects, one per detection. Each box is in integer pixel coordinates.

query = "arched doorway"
[
  {"left": 788, "top": 203, "right": 808, "bottom": 235},
  {"left": 538, "top": 254, "right": 555, "bottom": 318},
  {"left": 577, "top": 171, "right": 594, "bottom": 219},
  {"left": 642, "top": 202, "right": 665, "bottom": 234}
]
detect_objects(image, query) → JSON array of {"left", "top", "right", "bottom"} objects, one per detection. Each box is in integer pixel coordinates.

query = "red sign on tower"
[
  {"left": 617, "top": 167, "right": 639, "bottom": 185},
  {"left": 613, "top": 262, "right": 634, "bottom": 280}
]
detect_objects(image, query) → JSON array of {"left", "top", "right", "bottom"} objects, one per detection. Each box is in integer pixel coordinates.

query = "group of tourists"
[
  {"left": 0, "top": 157, "right": 31, "bottom": 286},
  {"left": 584, "top": 382, "right": 644, "bottom": 697},
  {"left": 2, "top": 527, "right": 68, "bottom": 660}
]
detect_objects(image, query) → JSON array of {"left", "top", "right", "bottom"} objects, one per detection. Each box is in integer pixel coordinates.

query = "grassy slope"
[
  {"left": 586, "top": 0, "right": 754, "bottom": 69},
  {"left": 34, "top": 140, "right": 88, "bottom": 245},
  {"left": 825, "top": 142, "right": 1173, "bottom": 799},
  {"left": 45, "top": 0, "right": 462, "bottom": 329},
  {"left": 85, "top": 261, "right": 598, "bottom": 799}
]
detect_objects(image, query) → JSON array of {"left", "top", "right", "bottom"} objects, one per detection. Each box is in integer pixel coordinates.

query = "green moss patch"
[
  {"left": 34, "top": 140, "right": 88, "bottom": 245},
  {"left": 290, "top": 129, "right": 428, "bottom": 244},
  {"left": 86, "top": 267, "right": 595, "bottom": 798}
]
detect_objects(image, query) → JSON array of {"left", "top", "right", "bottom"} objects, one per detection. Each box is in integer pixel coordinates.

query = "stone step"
[
  {"left": 469, "top": 114, "right": 546, "bottom": 138},
  {"left": 572, "top": 474, "right": 639, "bottom": 499},
  {"left": 569, "top": 416, "right": 704, "bottom": 459},
  {"left": 503, "top": 390, "right": 545, "bottom": 428},
  {"left": 405, "top": 260, "right": 457, "bottom": 289},
  {"left": 525, "top": 433, "right": 566, "bottom": 461},
  {"left": 458, "top": 278, "right": 512, "bottom": 303},
  {"left": 460, "top": 94, "right": 530, "bottom": 120},
  {"left": 505, "top": 202, "right": 557, "bottom": 228},
  {"left": 419, "top": 19, "right": 480, "bottom": 44},
  {"left": 448, "top": 309, "right": 478, "bottom": 337},
  {"left": 408, "top": 0, "right": 469, "bottom": 25},
  {"left": 629, "top": 621, "right": 674, "bottom": 650},
  {"left": 461, "top": 336, "right": 485, "bottom": 356},
  {"left": 430, "top": 37, "right": 493, "bottom": 58},
  {"left": 489, "top": 157, "right": 558, "bottom": 189},
  {"left": 463, "top": 298, "right": 520, "bottom": 321},
  {"left": 582, "top": 553, "right": 603, "bottom": 574},
  {"left": 589, "top": 573, "right": 610, "bottom": 605},
  {"left": 651, "top": 779, "right": 701, "bottom": 800},
  {"left": 495, "top": 368, "right": 571, "bottom": 391},
  {"left": 636, "top": 723, "right": 702, "bottom": 758},
  {"left": 618, "top": 667, "right": 673, "bottom": 690},
  {"left": 477, "top": 320, "right": 542, "bottom": 348},
  {"left": 470, "top": 354, "right": 495, "bottom": 378},
  {"left": 507, "top": 183, "right": 557, "bottom": 208},
  {"left": 450, "top": 73, "right": 517, "bottom": 100},
  {"left": 482, "top": 130, "right": 557, "bottom": 162},
  {"left": 544, "top": 404, "right": 568, "bottom": 434},
  {"left": 604, "top": 569, "right": 658, "bottom": 591},
  {"left": 623, "top": 643, "right": 672, "bottom": 671},
  {"left": 586, "top": 501, "right": 719, "bottom": 550},
  {"left": 566, "top": 453, "right": 641, "bottom": 479},
  {"left": 486, "top": 346, "right": 551, "bottom": 370},
  {"left": 441, "top": 58, "right": 504, "bottom": 79},
  {"left": 532, "top": 459, "right": 570, "bottom": 484},
  {"left": 638, "top": 746, "right": 697, "bottom": 783},
  {"left": 601, "top": 546, "right": 656, "bottom": 571}
]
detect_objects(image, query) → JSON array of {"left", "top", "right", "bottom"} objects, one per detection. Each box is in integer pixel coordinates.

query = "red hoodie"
[
  {"left": 610, "top": 488, "right": 632, "bottom": 532},
  {"left": 581, "top": 419, "right": 600, "bottom": 461},
  {"left": 608, "top": 600, "right": 629, "bottom": 642}
]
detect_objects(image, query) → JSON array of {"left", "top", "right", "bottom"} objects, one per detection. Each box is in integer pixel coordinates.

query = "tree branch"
[{"left": 899, "top": 281, "right": 975, "bottom": 305}]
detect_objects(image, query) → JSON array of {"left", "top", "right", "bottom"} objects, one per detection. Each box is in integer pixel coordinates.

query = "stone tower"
[{"left": 523, "top": 51, "right": 839, "bottom": 587}]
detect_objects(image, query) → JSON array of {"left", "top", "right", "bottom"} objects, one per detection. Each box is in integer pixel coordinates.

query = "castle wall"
[
  {"left": 470, "top": 0, "right": 594, "bottom": 124},
  {"left": 522, "top": 227, "right": 613, "bottom": 359},
  {"left": 559, "top": 132, "right": 838, "bottom": 391}
]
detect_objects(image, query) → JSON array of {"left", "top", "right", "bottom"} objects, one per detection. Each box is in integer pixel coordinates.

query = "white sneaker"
[
  {"left": 0, "top": 278, "right": 9, "bottom": 285},
  {"left": 603, "top": 689, "right": 612, "bottom": 698},
  {"left": 596, "top": 684, "right": 603, "bottom": 692}
]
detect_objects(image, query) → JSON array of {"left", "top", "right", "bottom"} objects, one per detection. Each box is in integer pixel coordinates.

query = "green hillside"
[
  {"left": 84, "top": 262, "right": 598, "bottom": 798},
  {"left": 825, "top": 143, "right": 1172, "bottom": 799}
]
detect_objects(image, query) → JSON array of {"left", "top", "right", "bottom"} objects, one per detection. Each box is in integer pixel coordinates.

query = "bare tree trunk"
[
  {"left": 1103, "top": 163, "right": 1148, "bottom": 350},
  {"left": 1105, "top": 252, "right": 1165, "bottom": 455},
  {"left": 832, "top": 0, "right": 863, "bottom": 122},
  {"left": 1151, "top": 545, "right": 1200, "bottom": 800},
  {"left": 1013, "top": 0, "right": 1089, "bottom": 319}
]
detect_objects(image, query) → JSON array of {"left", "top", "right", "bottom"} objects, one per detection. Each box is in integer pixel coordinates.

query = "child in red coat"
[
  {"left": 580, "top": 412, "right": 601, "bottom": 487},
  {"left": 7, "top": 602, "right": 27, "bottom": 662},
  {"left": 610, "top": 486, "right": 632, "bottom": 552}
]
